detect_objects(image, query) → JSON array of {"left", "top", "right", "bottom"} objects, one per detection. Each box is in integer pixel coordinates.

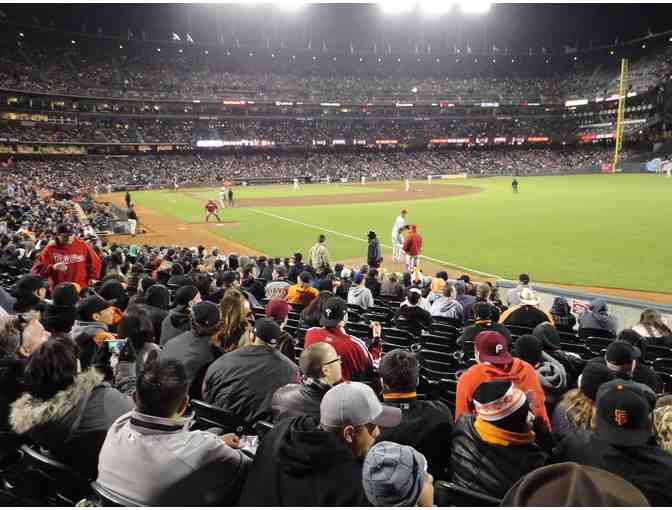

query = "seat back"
[
  {"left": 653, "top": 357, "right": 672, "bottom": 375},
  {"left": 433, "top": 480, "right": 501, "bottom": 507},
  {"left": 90, "top": 481, "right": 145, "bottom": 507},
  {"left": 644, "top": 344, "right": 672, "bottom": 363},
  {"left": 578, "top": 327, "right": 615, "bottom": 340},
  {"left": 430, "top": 323, "right": 461, "bottom": 338},
  {"left": 585, "top": 336, "right": 614, "bottom": 355},
  {"left": 253, "top": 421, "right": 274, "bottom": 441},
  {"left": 504, "top": 324, "right": 534, "bottom": 337},
  {"left": 189, "top": 400, "right": 252, "bottom": 435}
]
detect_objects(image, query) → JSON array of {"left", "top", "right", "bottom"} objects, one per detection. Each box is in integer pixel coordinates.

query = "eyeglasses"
[{"left": 321, "top": 356, "right": 341, "bottom": 367}]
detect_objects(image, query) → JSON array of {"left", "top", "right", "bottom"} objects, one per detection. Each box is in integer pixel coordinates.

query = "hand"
[
  {"left": 53, "top": 262, "right": 68, "bottom": 271},
  {"left": 222, "top": 433, "right": 241, "bottom": 449},
  {"left": 370, "top": 321, "right": 382, "bottom": 338}
]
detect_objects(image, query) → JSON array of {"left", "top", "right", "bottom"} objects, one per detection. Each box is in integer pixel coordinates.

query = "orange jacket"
[
  {"left": 455, "top": 358, "right": 551, "bottom": 431},
  {"left": 286, "top": 284, "right": 319, "bottom": 307}
]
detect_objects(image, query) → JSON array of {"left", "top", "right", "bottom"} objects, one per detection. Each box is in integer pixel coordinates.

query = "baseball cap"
[
  {"left": 475, "top": 330, "right": 512, "bottom": 365},
  {"left": 253, "top": 317, "right": 282, "bottom": 345},
  {"left": 519, "top": 273, "right": 530, "bottom": 284},
  {"left": 362, "top": 442, "right": 428, "bottom": 507},
  {"left": 173, "top": 285, "right": 199, "bottom": 307},
  {"left": 77, "top": 295, "right": 114, "bottom": 321},
  {"left": 52, "top": 282, "right": 80, "bottom": 307},
  {"left": 606, "top": 341, "right": 639, "bottom": 366},
  {"left": 595, "top": 379, "right": 652, "bottom": 447},
  {"left": 16, "top": 275, "right": 47, "bottom": 295},
  {"left": 320, "top": 381, "right": 402, "bottom": 429},
  {"left": 265, "top": 299, "right": 290, "bottom": 323},
  {"left": 56, "top": 224, "right": 73, "bottom": 236},
  {"left": 501, "top": 462, "right": 650, "bottom": 507},
  {"left": 221, "top": 271, "right": 239, "bottom": 286},
  {"left": 400, "top": 209, "right": 407, "bottom": 214},
  {"left": 320, "top": 297, "right": 348, "bottom": 328},
  {"left": 192, "top": 301, "right": 220, "bottom": 328},
  {"left": 579, "top": 362, "right": 616, "bottom": 401}
]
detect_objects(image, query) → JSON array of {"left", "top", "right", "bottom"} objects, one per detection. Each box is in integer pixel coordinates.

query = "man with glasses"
[
  {"left": 271, "top": 342, "right": 342, "bottom": 422},
  {"left": 239, "top": 381, "right": 402, "bottom": 506}
]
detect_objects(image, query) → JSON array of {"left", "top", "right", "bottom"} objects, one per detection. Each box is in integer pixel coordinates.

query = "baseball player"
[
  {"left": 391, "top": 208, "right": 407, "bottom": 264},
  {"left": 405, "top": 178, "right": 410, "bottom": 192},
  {"left": 205, "top": 200, "right": 222, "bottom": 223},
  {"left": 293, "top": 178, "right": 300, "bottom": 190},
  {"left": 219, "top": 187, "right": 227, "bottom": 208}
]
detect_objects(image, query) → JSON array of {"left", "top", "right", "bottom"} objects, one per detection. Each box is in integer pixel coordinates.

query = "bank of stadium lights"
[
  {"left": 573, "top": 56, "right": 578, "bottom": 61},
  {"left": 18, "top": 32, "right": 24, "bottom": 38},
  {"left": 271, "top": 53, "right": 276, "bottom": 58},
  {"left": 292, "top": 55, "right": 296, "bottom": 59},
  {"left": 157, "top": 48, "right": 161, "bottom": 52},
  {"left": 511, "top": 58, "right": 515, "bottom": 63},
  {"left": 249, "top": 52, "right": 254, "bottom": 56},
  {"left": 491, "top": 58, "right": 496, "bottom": 63},
  {"left": 642, "top": 44, "right": 647, "bottom": 49},
  {"left": 610, "top": 50, "right": 615, "bottom": 55},
  {"left": 359, "top": 57, "right": 364, "bottom": 62},
  {"left": 312, "top": 56, "right": 317, "bottom": 60},
  {"left": 179, "top": 49, "right": 184, "bottom": 53},
  {"left": 204, "top": 50, "right": 209, "bottom": 55},
  {"left": 119, "top": 44, "right": 123, "bottom": 49},
  {"left": 71, "top": 40, "right": 76, "bottom": 45},
  {"left": 379, "top": 1, "right": 490, "bottom": 15},
  {"left": 436, "top": 58, "right": 440, "bottom": 62},
  {"left": 226, "top": 50, "right": 231, "bottom": 56}
]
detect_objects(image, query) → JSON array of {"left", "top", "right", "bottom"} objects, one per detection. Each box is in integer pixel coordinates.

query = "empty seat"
[{"left": 189, "top": 400, "right": 253, "bottom": 435}]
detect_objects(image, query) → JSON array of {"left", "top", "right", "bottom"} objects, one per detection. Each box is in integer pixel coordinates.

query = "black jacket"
[
  {"left": 501, "top": 306, "right": 550, "bottom": 329},
  {"left": 159, "top": 306, "right": 191, "bottom": 347},
  {"left": 394, "top": 305, "right": 432, "bottom": 337},
  {"left": 238, "top": 415, "right": 369, "bottom": 506},
  {"left": 458, "top": 321, "right": 512, "bottom": 357},
  {"left": 377, "top": 395, "right": 454, "bottom": 478},
  {"left": 553, "top": 429, "right": 672, "bottom": 506},
  {"left": 241, "top": 278, "right": 266, "bottom": 304},
  {"left": 0, "top": 358, "right": 25, "bottom": 431},
  {"left": 271, "top": 379, "right": 330, "bottom": 423},
  {"left": 588, "top": 356, "right": 662, "bottom": 394},
  {"left": 450, "top": 414, "right": 548, "bottom": 499},
  {"left": 162, "top": 330, "right": 217, "bottom": 386},
  {"left": 367, "top": 239, "right": 382, "bottom": 267},
  {"left": 287, "top": 262, "right": 305, "bottom": 284},
  {"left": 203, "top": 345, "right": 299, "bottom": 425}
]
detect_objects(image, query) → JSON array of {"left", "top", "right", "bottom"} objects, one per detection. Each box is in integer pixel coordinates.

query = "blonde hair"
[
  {"left": 654, "top": 405, "right": 672, "bottom": 453},
  {"left": 559, "top": 388, "right": 597, "bottom": 432},
  {"left": 216, "top": 289, "right": 248, "bottom": 352}
]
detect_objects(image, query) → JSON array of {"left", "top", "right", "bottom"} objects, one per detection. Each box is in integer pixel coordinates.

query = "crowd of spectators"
[{"left": 1, "top": 40, "right": 671, "bottom": 103}]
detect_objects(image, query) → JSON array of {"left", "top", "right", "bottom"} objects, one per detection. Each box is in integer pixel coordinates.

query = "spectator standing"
[
  {"left": 499, "top": 288, "right": 554, "bottom": 329},
  {"left": 32, "top": 224, "right": 101, "bottom": 289},
  {"left": 308, "top": 234, "right": 331, "bottom": 276},
  {"left": 507, "top": 273, "right": 532, "bottom": 307},
  {"left": 367, "top": 231, "right": 382, "bottom": 269},
  {"left": 403, "top": 225, "right": 422, "bottom": 271}
]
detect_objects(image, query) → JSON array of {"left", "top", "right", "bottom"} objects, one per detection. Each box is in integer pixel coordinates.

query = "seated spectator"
[
  {"left": 99, "top": 279, "right": 130, "bottom": 313},
  {"left": 532, "top": 322, "right": 585, "bottom": 387},
  {"left": 10, "top": 336, "right": 132, "bottom": 478},
  {"left": 454, "top": 280, "right": 476, "bottom": 310},
  {"left": 463, "top": 283, "right": 500, "bottom": 324},
  {"left": 633, "top": 308, "right": 672, "bottom": 343},
  {"left": 71, "top": 295, "right": 118, "bottom": 369},
  {"left": 241, "top": 265, "right": 265, "bottom": 304},
  {"left": 40, "top": 282, "right": 79, "bottom": 336},
  {"left": 548, "top": 297, "right": 577, "bottom": 333},
  {"left": 487, "top": 282, "right": 508, "bottom": 315},
  {"left": 271, "top": 341, "right": 342, "bottom": 422},
  {"left": 238, "top": 381, "right": 401, "bottom": 506},
  {"left": 394, "top": 288, "right": 432, "bottom": 337},
  {"left": 299, "top": 290, "right": 333, "bottom": 328},
  {"left": 615, "top": 330, "right": 663, "bottom": 393},
  {"left": 12, "top": 275, "right": 48, "bottom": 313},
  {"left": 551, "top": 362, "right": 615, "bottom": 442},
  {"left": 362, "top": 442, "right": 434, "bottom": 507},
  {"left": 143, "top": 284, "right": 170, "bottom": 340},
  {"left": 335, "top": 267, "right": 353, "bottom": 300},
  {"left": 426, "top": 272, "right": 448, "bottom": 304},
  {"left": 430, "top": 283, "right": 463, "bottom": 321},
  {"left": 451, "top": 380, "right": 548, "bottom": 499},
  {"left": 499, "top": 288, "right": 554, "bottom": 329},
  {"left": 348, "top": 272, "right": 374, "bottom": 310},
  {"left": 457, "top": 303, "right": 512, "bottom": 358},
  {"left": 287, "top": 271, "right": 319, "bottom": 307},
  {"left": 507, "top": 273, "right": 532, "bottom": 307},
  {"left": 514, "top": 334, "right": 568, "bottom": 411},
  {"left": 654, "top": 398, "right": 672, "bottom": 454},
  {"left": 166, "top": 262, "right": 193, "bottom": 288},
  {"left": 577, "top": 299, "right": 617, "bottom": 338},
  {"left": 501, "top": 462, "right": 650, "bottom": 506},
  {"left": 592, "top": 340, "right": 661, "bottom": 393},
  {"left": 160, "top": 285, "right": 200, "bottom": 346},
  {"left": 265, "top": 266, "right": 290, "bottom": 300},
  {"left": 0, "top": 312, "right": 50, "bottom": 429},
  {"left": 264, "top": 298, "right": 297, "bottom": 361},
  {"left": 365, "top": 269, "right": 381, "bottom": 298},
  {"left": 553, "top": 379, "right": 671, "bottom": 506},
  {"left": 162, "top": 301, "right": 222, "bottom": 397},
  {"left": 304, "top": 297, "right": 378, "bottom": 381},
  {"left": 455, "top": 331, "right": 550, "bottom": 430},
  {"left": 287, "top": 252, "right": 305, "bottom": 284},
  {"left": 215, "top": 288, "right": 252, "bottom": 352},
  {"left": 377, "top": 349, "right": 453, "bottom": 477},
  {"left": 203, "top": 318, "right": 299, "bottom": 425},
  {"left": 380, "top": 272, "right": 404, "bottom": 300},
  {"left": 96, "top": 353, "right": 250, "bottom": 506}
]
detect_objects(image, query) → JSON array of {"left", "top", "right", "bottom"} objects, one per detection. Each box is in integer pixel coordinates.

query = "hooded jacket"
[
  {"left": 403, "top": 228, "right": 422, "bottom": 256},
  {"left": 32, "top": 237, "right": 102, "bottom": 289},
  {"left": 455, "top": 358, "right": 551, "bottom": 430},
  {"left": 237, "top": 415, "right": 369, "bottom": 506},
  {"left": 532, "top": 322, "right": 585, "bottom": 388},
  {"left": 535, "top": 352, "right": 568, "bottom": 405},
  {"left": 430, "top": 296, "right": 464, "bottom": 320},
  {"left": 451, "top": 414, "right": 548, "bottom": 499},
  {"left": 287, "top": 284, "right": 319, "bottom": 307},
  {"left": 347, "top": 285, "right": 374, "bottom": 310},
  {"left": 159, "top": 306, "right": 191, "bottom": 347},
  {"left": 0, "top": 357, "right": 25, "bottom": 431},
  {"left": 9, "top": 369, "right": 132, "bottom": 478},
  {"left": 367, "top": 238, "right": 382, "bottom": 267},
  {"left": 578, "top": 299, "right": 618, "bottom": 336},
  {"left": 143, "top": 284, "right": 170, "bottom": 339}
]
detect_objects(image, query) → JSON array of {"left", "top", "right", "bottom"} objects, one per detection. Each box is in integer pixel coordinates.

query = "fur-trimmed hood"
[{"left": 10, "top": 369, "right": 104, "bottom": 435}]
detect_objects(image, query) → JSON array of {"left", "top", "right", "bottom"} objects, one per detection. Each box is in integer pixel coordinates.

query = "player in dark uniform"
[
  {"left": 125, "top": 190, "right": 132, "bottom": 209},
  {"left": 204, "top": 200, "right": 222, "bottom": 223},
  {"left": 512, "top": 178, "right": 519, "bottom": 194},
  {"left": 228, "top": 187, "right": 234, "bottom": 207}
]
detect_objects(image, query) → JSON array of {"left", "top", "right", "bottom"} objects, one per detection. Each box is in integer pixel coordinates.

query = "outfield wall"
[{"left": 496, "top": 280, "right": 672, "bottom": 332}]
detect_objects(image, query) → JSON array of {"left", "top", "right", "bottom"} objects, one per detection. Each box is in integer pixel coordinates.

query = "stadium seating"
[{"left": 434, "top": 480, "right": 502, "bottom": 506}]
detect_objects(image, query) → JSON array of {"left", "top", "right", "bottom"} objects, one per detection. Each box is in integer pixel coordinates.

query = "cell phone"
[{"left": 105, "top": 339, "right": 127, "bottom": 354}]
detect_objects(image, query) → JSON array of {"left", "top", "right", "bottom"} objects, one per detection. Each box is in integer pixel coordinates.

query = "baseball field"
[{"left": 103, "top": 174, "right": 672, "bottom": 296}]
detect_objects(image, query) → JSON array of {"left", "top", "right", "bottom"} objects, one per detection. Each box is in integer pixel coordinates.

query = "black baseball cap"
[
  {"left": 56, "top": 224, "right": 73, "bottom": 236},
  {"left": 254, "top": 318, "right": 282, "bottom": 345},
  {"left": 77, "top": 295, "right": 115, "bottom": 321},
  {"left": 519, "top": 273, "right": 530, "bottom": 284},
  {"left": 16, "top": 274, "right": 47, "bottom": 294},
  {"left": 596, "top": 380, "right": 652, "bottom": 447},
  {"left": 579, "top": 362, "right": 616, "bottom": 401},
  {"left": 321, "top": 297, "right": 348, "bottom": 328},
  {"left": 221, "top": 271, "right": 239, "bottom": 286},
  {"left": 173, "top": 285, "right": 199, "bottom": 307},
  {"left": 192, "top": 301, "right": 220, "bottom": 328},
  {"left": 606, "top": 341, "right": 640, "bottom": 365}
]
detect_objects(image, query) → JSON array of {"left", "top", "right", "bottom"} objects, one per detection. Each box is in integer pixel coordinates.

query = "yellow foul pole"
[{"left": 612, "top": 58, "right": 629, "bottom": 172}]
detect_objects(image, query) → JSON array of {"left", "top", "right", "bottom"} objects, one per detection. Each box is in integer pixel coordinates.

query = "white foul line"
[{"left": 248, "top": 207, "right": 501, "bottom": 278}]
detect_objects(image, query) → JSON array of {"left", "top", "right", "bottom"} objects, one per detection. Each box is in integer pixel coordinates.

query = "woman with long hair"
[
  {"left": 299, "top": 290, "right": 334, "bottom": 328},
  {"left": 215, "top": 288, "right": 252, "bottom": 352},
  {"left": 633, "top": 309, "right": 672, "bottom": 341}
]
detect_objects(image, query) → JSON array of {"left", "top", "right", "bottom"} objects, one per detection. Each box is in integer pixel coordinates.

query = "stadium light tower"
[
  {"left": 379, "top": 0, "right": 414, "bottom": 15},
  {"left": 276, "top": 1, "right": 306, "bottom": 11},
  {"left": 460, "top": 1, "right": 491, "bottom": 14},
  {"left": 419, "top": 0, "right": 456, "bottom": 16}
]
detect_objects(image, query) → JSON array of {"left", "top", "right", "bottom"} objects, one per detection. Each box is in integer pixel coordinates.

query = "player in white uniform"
[
  {"left": 293, "top": 178, "right": 300, "bottom": 190},
  {"left": 361, "top": 175, "right": 366, "bottom": 185},
  {"left": 405, "top": 178, "right": 410, "bottom": 192},
  {"left": 219, "top": 187, "right": 227, "bottom": 208},
  {"left": 391, "top": 208, "right": 408, "bottom": 264},
  {"left": 326, "top": 175, "right": 331, "bottom": 184},
  {"left": 427, "top": 175, "right": 433, "bottom": 185}
]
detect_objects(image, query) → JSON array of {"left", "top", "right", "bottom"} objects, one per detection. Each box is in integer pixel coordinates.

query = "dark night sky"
[{"left": 1, "top": 3, "right": 670, "bottom": 53}]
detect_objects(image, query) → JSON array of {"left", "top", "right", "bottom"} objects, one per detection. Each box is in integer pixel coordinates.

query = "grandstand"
[{"left": 0, "top": 3, "right": 672, "bottom": 507}]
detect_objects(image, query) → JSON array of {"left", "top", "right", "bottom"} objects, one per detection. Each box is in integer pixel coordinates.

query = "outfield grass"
[{"left": 131, "top": 174, "right": 672, "bottom": 293}]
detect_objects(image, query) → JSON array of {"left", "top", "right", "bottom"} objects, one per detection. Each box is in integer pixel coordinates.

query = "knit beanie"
[
  {"left": 502, "top": 462, "right": 649, "bottom": 506},
  {"left": 473, "top": 380, "right": 529, "bottom": 432},
  {"left": 362, "top": 441, "right": 428, "bottom": 507}
]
